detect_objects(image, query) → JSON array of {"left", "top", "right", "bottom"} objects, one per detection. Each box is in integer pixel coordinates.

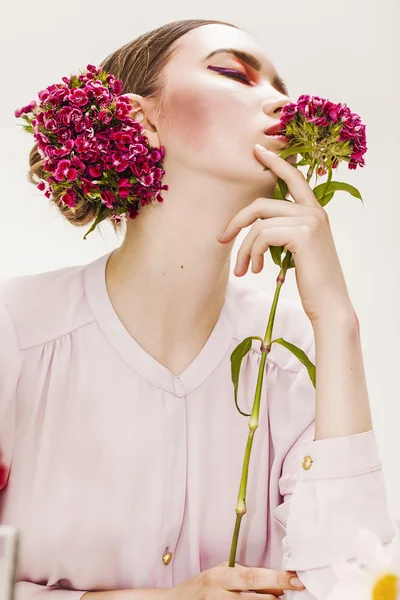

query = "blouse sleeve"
[
  {"left": 270, "top": 340, "right": 396, "bottom": 599},
  {"left": 0, "top": 297, "right": 88, "bottom": 600},
  {"left": 0, "top": 297, "right": 20, "bottom": 491},
  {"left": 14, "top": 584, "right": 88, "bottom": 600}
]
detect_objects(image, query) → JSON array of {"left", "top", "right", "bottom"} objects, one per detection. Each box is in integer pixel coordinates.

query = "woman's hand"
[
  {"left": 168, "top": 560, "right": 305, "bottom": 599},
  {"left": 217, "top": 145, "right": 355, "bottom": 325}
]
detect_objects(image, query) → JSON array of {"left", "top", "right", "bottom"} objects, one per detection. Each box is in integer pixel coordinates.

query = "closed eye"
[{"left": 207, "top": 66, "right": 251, "bottom": 85}]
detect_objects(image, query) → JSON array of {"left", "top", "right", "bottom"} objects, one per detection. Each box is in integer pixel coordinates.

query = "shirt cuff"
[{"left": 295, "top": 428, "right": 382, "bottom": 481}]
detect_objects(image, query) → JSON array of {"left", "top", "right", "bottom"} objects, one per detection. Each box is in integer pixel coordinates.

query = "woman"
[{"left": 0, "top": 18, "right": 395, "bottom": 600}]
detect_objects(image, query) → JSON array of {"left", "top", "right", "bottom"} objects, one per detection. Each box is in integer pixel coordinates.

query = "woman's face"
[{"left": 156, "top": 23, "right": 294, "bottom": 184}]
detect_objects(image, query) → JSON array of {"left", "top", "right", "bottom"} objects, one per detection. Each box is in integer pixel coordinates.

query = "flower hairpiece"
[{"left": 14, "top": 64, "right": 168, "bottom": 239}]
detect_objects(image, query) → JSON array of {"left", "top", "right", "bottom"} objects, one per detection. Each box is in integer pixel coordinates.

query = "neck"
[{"left": 105, "top": 167, "right": 275, "bottom": 368}]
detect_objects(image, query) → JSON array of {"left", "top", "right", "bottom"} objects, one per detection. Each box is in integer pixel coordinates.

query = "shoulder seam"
[{"left": 20, "top": 315, "right": 97, "bottom": 351}]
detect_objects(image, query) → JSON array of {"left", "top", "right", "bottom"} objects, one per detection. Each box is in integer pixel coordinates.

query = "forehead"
[{"left": 169, "top": 24, "right": 276, "bottom": 74}]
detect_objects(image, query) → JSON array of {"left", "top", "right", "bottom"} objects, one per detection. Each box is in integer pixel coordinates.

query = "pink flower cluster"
[
  {"left": 14, "top": 64, "right": 168, "bottom": 236},
  {"left": 280, "top": 94, "right": 367, "bottom": 171}
]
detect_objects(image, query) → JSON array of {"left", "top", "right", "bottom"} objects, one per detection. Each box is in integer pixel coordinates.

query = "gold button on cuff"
[
  {"left": 162, "top": 550, "right": 173, "bottom": 565},
  {"left": 302, "top": 455, "right": 313, "bottom": 470}
]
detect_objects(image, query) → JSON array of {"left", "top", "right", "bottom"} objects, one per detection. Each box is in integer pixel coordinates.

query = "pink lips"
[
  {"left": 265, "top": 123, "right": 286, "bottom": 136},
  {"left": 264, "top": 123, "right": 290, "bottom": 146},
  {"left": 265, "top": 133, "right": 290, "bottom": 145}
]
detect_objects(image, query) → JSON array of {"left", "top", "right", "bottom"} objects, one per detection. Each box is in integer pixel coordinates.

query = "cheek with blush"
[{"left": 164, "top": 86, "right": 229, "bottom": 153}]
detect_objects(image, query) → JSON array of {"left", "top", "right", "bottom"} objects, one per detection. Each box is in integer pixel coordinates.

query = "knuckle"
[
  {"left": 299, "top": 223, "right": 313, "bottom": 239},
  {"left": 254, "top": 197, "right": 268, "bottom": 214},
  {"left": 310, "top": 216, "right": 321, "bottom": 232},
  {"left": 320, "top": 208, "right": 330, "bottom": 225},
  {"left": 277, "top": 570, "right": 291, "bottom": 588},
  {"left": 242, "top": 568, "right": 260, "bottom": 588},
  {"left": 314, "top": 206, "right": 328, "bottom": 223},
  {"left": 201, "top": 568, "right": 216, "bottom": 588}
]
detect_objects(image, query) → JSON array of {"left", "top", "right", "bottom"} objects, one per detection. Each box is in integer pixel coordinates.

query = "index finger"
[
  {"left": 221, "top": 565, "right": 306, "bottom": 592},
  {"left": 254, "top": 144, "right": 319, "bottom": 208}
]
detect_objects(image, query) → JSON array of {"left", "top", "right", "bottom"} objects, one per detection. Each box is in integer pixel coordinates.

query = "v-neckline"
[{"left": 84, "top": 250, "right": 236, "bottom": 396}]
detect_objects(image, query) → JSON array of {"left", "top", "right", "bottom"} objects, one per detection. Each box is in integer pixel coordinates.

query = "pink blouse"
[{"left": 0, "top": 250, "right": 395, "bottom": 599}]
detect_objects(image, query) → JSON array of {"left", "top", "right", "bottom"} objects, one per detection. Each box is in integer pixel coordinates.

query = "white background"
[{"left": 1, "top": 0, "right": 399, "bottom": 522}]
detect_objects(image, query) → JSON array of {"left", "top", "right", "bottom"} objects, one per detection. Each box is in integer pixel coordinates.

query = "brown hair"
[{"left": 27, "top": 19, "right": 238, "bottom": 235}]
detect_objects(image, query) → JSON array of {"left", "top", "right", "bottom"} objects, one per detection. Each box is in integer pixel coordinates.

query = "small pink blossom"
[
  {"left": 51, "top": 139, "right": 75, "bottom": 158},
  {"left": 54, "top": 159, "right": 79, "bottom": 183},
  {"left": 69, "top": 88, "right": 88, "bottom": 107},
  {"left": 57, "top": 127, "right": 72, "bottom": 144},
  {"left": 97, "top": 109, "right": 113, "bottom": 125},
  {"left": 44, "top": 118, "right": 58, "bottom": 132},
  {"left": 88, "top": 165, "right": 102, "bottom": 178},
  {"left": 117, "top": 177, "right": 133, "bottom": 198},
  {"left": 81, "top": 177, "right": 97, "bottom": 196},
  {"left": 62, "top": 188, "right": 77, "bottom": 207},
  {"left": 100, "top": 189, "right": 116, "bottom": 209},
  {"left": 14, "top": 100, "right": 37, "bottom": 118}
]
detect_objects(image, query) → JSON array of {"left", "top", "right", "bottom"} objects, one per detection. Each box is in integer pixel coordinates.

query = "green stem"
[
  {"left": 320, "top": 160, "right": 333, "bottom": 205},
  {"left": 228, "top": 164, "right": 316, "bottom": 567}
]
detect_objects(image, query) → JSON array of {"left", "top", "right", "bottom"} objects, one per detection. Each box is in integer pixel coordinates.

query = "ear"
[
  {"left": 123, "top": 93, "right": 160, "bottom": 148},
  {"left": 123, "top": 93, "right": 145, "bottom": 120}
]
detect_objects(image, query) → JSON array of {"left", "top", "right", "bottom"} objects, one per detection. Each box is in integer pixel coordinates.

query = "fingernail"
[
  {"left": 290, "top": 576, "right": 304, "bottom": 588},
  {"left": 255, "top": 144, "right": 268, "bottom": 153}
]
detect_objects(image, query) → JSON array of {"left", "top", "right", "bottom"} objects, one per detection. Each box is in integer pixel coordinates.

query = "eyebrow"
[{"left": 204, "top": 48, "right": 289, "bottom": 96}]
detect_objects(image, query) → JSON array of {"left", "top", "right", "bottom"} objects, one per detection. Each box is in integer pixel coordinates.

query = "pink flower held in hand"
[{"left": 279, "top": 94, "right": 367, "bottom": 172}]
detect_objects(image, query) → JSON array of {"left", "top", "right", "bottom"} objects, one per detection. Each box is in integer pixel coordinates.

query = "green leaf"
[
  {"left": 272, "top": 178, "right": 288, "bottom": 201},
  {"left": 83, "top": 203, "right": 107, "bottom": 240},
  {"left": 290, "top": 158, "right": 309, "bottom": 167},
  {"left": 278, "top": 145, "right": 314, "bottom": 160},
  {"left": 319, "top": 191, "right": 335, "bottom": 207},
  {"left": 271, "top": 337, "right": 316, "bottom": 387},
  {"left": 231, "top": 336, "right": 263, "bottom": 416},
  {"left": 22, "top": 125, "right": 34, "bottom": 134},
  {"left": 273, "top": 182, "right": 282, "bottom": 200},
  {"left": 270, "top": 245, "right": 284, "bottom": 267},
  {"left": 277, "top": 178, "right": 288, "bottom": 199},
  {"left": 312, "top": 181, "right": 363, "bottom": 205}
]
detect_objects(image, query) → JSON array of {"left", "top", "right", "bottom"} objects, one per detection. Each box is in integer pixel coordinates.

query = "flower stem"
[{"left": 228, "top": 165, "right": 316, "bottom": 567}]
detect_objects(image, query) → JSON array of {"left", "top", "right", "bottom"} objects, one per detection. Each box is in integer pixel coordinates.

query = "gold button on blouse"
[
  {"left": 162, "top": 548, "right": 173, "bottom": 565},
  {"left": 302, "top": 455, "right": 313, "bottom": 470}
]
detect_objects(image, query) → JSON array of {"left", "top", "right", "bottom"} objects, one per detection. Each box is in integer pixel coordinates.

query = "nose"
[
  {"left": 274, "top": 97, "right": 293, "bottom": 116},
  {"left": 263, "top": 95, "right": 293, "bottom": 118}
]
